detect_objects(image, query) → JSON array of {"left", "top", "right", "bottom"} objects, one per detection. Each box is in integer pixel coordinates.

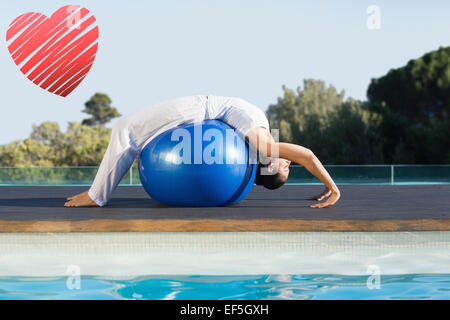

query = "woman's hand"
[
  {"left": 307, "top": 187, "right": 332, "bottom": 201},
  {"left": 309, "top": 188, "right": 341, "bottom": 208}
]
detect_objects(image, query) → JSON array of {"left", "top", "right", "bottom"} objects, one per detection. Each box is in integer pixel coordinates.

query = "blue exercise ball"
[{"left": 138, "top": 120, "right": 257, "bottom": 206}]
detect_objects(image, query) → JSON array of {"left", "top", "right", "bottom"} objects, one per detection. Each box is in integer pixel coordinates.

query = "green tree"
[
  {"left": 0, "top": 122, "right": 111, "bottom": 167},
  {"left": 266, "top": 79, "right": 379, "bottom": 164},
  {"left": 60, "top": 122, "right": 111, "bottom": 166},
  {"left": 323, "top": 100, "right": 383, "bottom": 164},
  {"left": 267, "top": 79, "right": 345, "bottom": 144},
  {"left": 367, "top": 46, "right": 450, "bottom": 163},
  {"left": 82, "top": 93, "right": 121, "bottom": 127}
]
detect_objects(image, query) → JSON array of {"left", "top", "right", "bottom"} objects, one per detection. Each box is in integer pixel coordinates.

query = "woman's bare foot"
[
  {"left": 64, "top": 190, "right": 100, "bottom": 207},
  {"left": 66, "top": 190, "right": 88, "bottom": 201}
]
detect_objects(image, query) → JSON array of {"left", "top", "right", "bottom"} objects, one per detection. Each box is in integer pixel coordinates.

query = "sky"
[{"left": 0, "top": 0, "right": 449, "bottom": 145}]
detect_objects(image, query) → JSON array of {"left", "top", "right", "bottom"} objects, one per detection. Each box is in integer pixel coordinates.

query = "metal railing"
[
  {"left": 288, "top": 164, "right": 450, "bottom": 185},
  {"left": 0, "top": 165, "right": 448, "bottom": 186}
]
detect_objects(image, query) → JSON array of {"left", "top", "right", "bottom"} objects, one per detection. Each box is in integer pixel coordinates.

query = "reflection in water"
[{"left": 0, "top": 274, "right": 449, "bottom": 300}]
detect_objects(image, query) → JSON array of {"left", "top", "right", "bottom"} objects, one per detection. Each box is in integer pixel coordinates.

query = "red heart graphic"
[{"left": 6, "top": 5, "right": 99, "bottom": 97}]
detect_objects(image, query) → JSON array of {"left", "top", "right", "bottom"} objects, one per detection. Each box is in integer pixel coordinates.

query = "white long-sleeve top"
[{"left": 88, "top": 94, "right": 270, "bottom": 206}]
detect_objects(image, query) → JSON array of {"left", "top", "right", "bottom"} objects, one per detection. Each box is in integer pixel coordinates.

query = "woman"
[{"left": 64, "top": 95, "right": 340, "bottom": 208}]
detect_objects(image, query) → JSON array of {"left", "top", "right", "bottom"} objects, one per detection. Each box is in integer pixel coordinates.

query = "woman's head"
[{"left": 254, "top": 158, "right": 291, "bottom": 190}]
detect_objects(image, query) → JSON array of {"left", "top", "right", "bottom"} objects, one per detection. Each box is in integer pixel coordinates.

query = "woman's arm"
[{"left": 246, "top": 127, "right": 340, "bottom": 208}]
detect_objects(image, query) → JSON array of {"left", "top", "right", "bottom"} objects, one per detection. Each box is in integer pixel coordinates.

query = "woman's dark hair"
[{"left": 254, "top": 162, "right": 287, "bottom": 190}]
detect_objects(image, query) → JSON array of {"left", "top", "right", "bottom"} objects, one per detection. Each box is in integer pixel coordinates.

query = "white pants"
[{"left": 88, "top": 95, "right": 269, "bottom": 206}]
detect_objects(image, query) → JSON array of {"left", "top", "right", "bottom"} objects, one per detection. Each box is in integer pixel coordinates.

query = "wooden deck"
[{"left": 0, "top": 185, "right": 448, "bottom": 232}]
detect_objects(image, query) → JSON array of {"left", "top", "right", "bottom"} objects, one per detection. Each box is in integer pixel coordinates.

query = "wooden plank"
[
  {"left": 0, "top": 185, "right": 449, "bottom": 232},
  {"left": 0, "top": 218, "right": 448, "bottom": 232}
]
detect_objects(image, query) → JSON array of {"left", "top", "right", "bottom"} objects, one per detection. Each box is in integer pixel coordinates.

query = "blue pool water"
[{"left": 1, "top": 274, "right": 449, "bottom": 300}]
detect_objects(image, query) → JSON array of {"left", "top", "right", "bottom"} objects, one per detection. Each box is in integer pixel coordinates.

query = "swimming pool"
[
  {"left": 1, "top": 274, "right": 449, "bottom": 300},
  {"left": 0, "top": 232, "right": 449, "bottom": 300}
]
